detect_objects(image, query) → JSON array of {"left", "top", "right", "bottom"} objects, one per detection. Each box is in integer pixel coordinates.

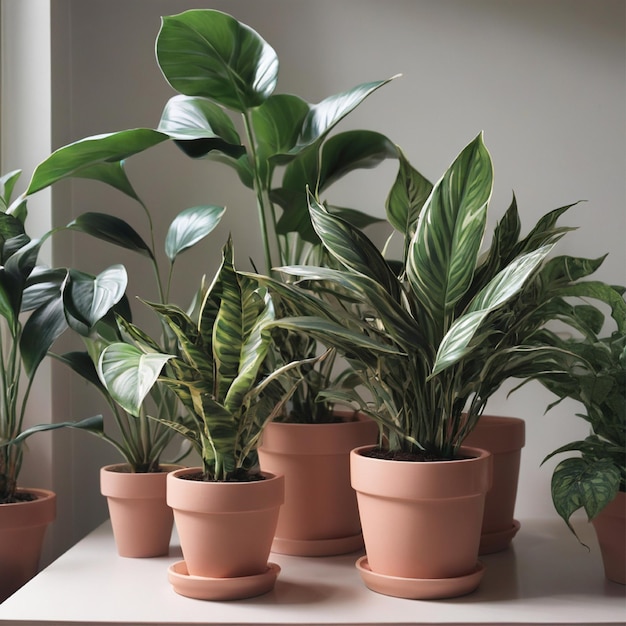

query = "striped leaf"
[
  {"left": 293, "top": 78, "right": 397, "bottom": 154},
  {"left": 308, "top": 193, "right": 401, "bottom": 301},
  {"left": 386, "top": 146, "right": 433, "bottom": 243},
  {"left": 407, "top": 133, "right": 493, "bottom": 338},
  {"left": 432, "top": 244, "right": 554, "bottom": 375},
  {"left": 224, "top": 289, "right": 275, "bottom": 414},
  {"left": 212, "top": 240, "right": 246, "bottom": 401},
  {"left": 278, "top": 264, "right": 421, "bottom": 349}
]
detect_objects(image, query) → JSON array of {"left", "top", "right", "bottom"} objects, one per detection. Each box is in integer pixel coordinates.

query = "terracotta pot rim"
[
  {"left": 101, "top": 463, "right": 183, "bottom": 474},
  {"left": 261, "top": 414, "right": 378, "bottom": 455},
  {"left": 0, "top": 488, "right": 56, "bottom": 527},
  {"left": 101, "top": 464, "right": 181, "bottom": 499},
  {"left": 167, "top": 467, "right": 285, "bottom": 514},
  {"left": 351, "top": 445, "right": 492, "bottom": 500},
  {"left": 352, "top": 444, "right": 490, "bottom": 464}
]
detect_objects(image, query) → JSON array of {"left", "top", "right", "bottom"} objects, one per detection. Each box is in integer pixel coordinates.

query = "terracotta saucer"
[
  {"left": 272, "top": 532, "right": 364, "bottom": 556},
  {"left": 355, "top": 556, "right": 484, "bottom": 600},
  {"left": 168, "top": 561, "right": 280, "bottom": 601},
  {"left": 479, "top": 519, "right": 521, "bottom": 555}
]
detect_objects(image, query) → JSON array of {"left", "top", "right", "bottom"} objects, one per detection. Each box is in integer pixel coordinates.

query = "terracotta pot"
[
  {"left": 166, "top": 467, "right": 284, "bottom": 579},
  {"left": 351, "top": 445, "right": 491, "bottom": 599},
  {"left": 258, "top": 412, "right": 378, "bottom": 555},
  {"left": 463, "top": 415, "right": 525, "bottom": 553},
  {"left": 0, "top": 488, "right": 56, "bottom": 602},
  {"left": 100, "top": 463, "right": 181, "bottom": 558},
  {"left": 591, "top": 490, "right": 626, "bottom": 585}
]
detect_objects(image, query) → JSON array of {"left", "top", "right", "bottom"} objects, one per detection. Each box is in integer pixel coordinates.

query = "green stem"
[{"left": 241, "top": 111, "right": 281, "bottom": 274}]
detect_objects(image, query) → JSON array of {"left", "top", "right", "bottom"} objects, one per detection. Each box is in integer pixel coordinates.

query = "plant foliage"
[
  {"left": 254, "top": 134, "right": 625, "bottom": 459},
  {"left": 0, "top": 171, "right": 104, "bottom": 501}
]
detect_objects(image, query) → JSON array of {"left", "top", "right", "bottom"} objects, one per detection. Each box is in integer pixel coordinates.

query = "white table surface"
[{"left": 0, "top": 518, "right": 624, "bottom": 626}]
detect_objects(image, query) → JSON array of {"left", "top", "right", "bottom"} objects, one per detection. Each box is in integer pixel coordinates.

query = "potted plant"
[
  {"left": 533, "top": 316, "right": 625, "bottom": 584},
  {"left": 253, "top": 132, "right": 622, "bottom": 598},
  {"left": 0, "top": 170, "right": 103, "bottom": 600},
  {"left": 51, "top": 192, "right": 225, "bottom": 558},
  {"left": 26, "top": 7, "right": 398, "bottom": 556},
  {"left": 93, "top": 237, "right": 385, "bottom": 599}
]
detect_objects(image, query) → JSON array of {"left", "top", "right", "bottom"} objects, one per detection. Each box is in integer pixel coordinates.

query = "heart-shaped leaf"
[
  {"left": 98, "top": 343, "right": 173, "bottom": 416},
  {"left": 156, "top": 9, "right": 278, "bottom": 112}
]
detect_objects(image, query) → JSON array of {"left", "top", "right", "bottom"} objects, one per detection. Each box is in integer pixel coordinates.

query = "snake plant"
[
  {"left": 254, "top": 133, "right": 625, "bottom": 459},
  {"left": 0, "top": 171, "right": 104, "bottom": 502},
  {"left": 95, "top": 237, "right": 394, "bottom": 481},
  {"left": 26, "top": 8, "right": 398, "bottom": 424}
]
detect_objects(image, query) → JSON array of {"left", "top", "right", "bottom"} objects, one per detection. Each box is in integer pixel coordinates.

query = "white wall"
[{"left": 5, "top": 0, "right": 625, "bottom": 558}]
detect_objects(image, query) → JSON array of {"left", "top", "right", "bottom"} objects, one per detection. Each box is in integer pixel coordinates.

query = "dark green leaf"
[
  {"left": 27, "top": 129, "right": 168, "bottom": 195},
  {"left": 20, "top": 294, "right": 69, "bottom": 376},
  {"left": 67, "top": 212, "right": 153, "bottom": 259},
  {"left": 6, "top": 415, "right": 104, "bottom": 447},
  {"left": 156, "top": 9, "right": 278, "bottom": 111}
]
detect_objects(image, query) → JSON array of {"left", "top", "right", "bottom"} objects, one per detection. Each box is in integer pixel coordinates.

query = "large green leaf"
[
  {"left": 64, "top": 265, "right": 128, "bottom": 329},
  {"left": 292, "top": 78, "right": 397, "bottom": 154},
  {"left": 165, "top": 205, "right": 226, "bottom": 261},
  {"left": 158, "top": 95, "right": 243, "bottom": 146},
  {"left": 67, "top": 212, "right": 153, "bottom": 259},
  {"left": 27, "top": 129, "right": 168, "bottom": 195},
  {"left": 252, "top": 94, "right": 310, "bottom": 163},
  {"left": 275, "top": 130, "right": 397, "bottom": 241},
  {"left": 407, "top": 133, "right": 493, "bottom": 337},
  {"left": 98, "top": 343, "right": 173, "bottom": 416},
  {"left": 156, "top": 9, "right": 278, "bottom": 112}
]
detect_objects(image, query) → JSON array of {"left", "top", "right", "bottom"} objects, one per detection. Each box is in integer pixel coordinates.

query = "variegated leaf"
[
  {"left": 308, "top": 193, "right": 401, "bottom": 301},
  {"left": 432, "top": 244, "right": 554, "bottom": 375},
  {"left": 98, "top": 343, "right": 173, "bottom": 416},
  {"left": 407, "top": 133, "right": 493, "bottom": 338}
]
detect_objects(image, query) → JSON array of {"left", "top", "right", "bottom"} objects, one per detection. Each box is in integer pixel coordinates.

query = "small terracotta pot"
[
  {"left": 167, "top": 467, "right": 284, "bottom": 579},
  {"left": 258, "top": 412, "right": 378, "bottom": 555},
  {"left": 591, "top": 490, "right": 626, "bottom": 585},
  {"left": 351, "top": 445, "right": 491, "bottom": 589},
  {"left": 463, "top": 415, "right": 525, "bottom": 553},
  {"left": 100, "top": 464, "right": 181, "bottom": 558},
  {"left": 0, "top": 488, "right": 56, "bottom": 602}
]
